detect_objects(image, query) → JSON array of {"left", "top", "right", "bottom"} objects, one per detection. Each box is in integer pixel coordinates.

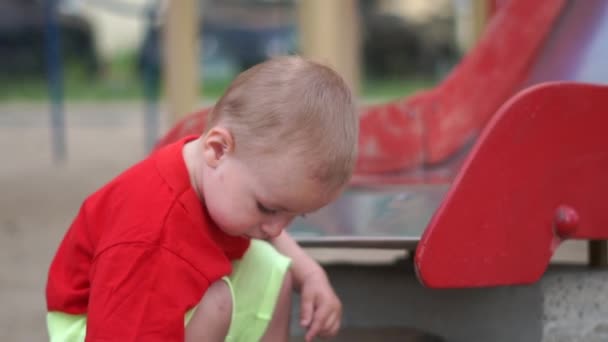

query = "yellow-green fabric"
[{"left": 47, "top": 239, "right": 291, "bottom": 341}]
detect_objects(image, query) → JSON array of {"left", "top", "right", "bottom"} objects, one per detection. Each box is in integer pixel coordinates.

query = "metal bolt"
[{"left": 554, "top": 205, "right": 579, "bottom": 237}]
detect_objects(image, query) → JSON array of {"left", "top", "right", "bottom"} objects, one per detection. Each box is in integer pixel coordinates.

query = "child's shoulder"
[
  {"left": 81, "top": 154, "right": 183, "bottom": 241},
  {"left": 86, "top": 154, "right": 170, "bottom": 208}
]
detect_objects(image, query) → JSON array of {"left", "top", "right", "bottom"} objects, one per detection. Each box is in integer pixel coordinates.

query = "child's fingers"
[
  {"left": 300, "top": 294, "right": 314, "bottom": 327},
  {"left": 305, "top": 314, "right": 322, "bottom": 342},
  {"left": 328, "top": 314, "right": 341, "bottom": 337},
  {"left": 320, "top": 312, "right": 339, "bottom": 337},
  {"left": 305, "top": 304, "right": 331, "bottom": 341}
]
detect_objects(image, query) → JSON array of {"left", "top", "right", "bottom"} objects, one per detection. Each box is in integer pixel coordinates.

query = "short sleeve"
[{"left": 86, "top": 244, "right": 209, "bottom": 341}]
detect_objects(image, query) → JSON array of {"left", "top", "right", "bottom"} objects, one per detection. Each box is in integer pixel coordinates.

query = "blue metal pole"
[
  {"left": 142, "top": 2, "right": 161, "bottom": 153},
  {"left": 45, "top": 0, "right": 66, "bottom": 163}
]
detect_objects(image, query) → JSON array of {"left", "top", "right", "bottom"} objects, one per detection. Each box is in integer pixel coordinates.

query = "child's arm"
[{"left": 270, "top": 231, "right": 342, "bottom": 341}]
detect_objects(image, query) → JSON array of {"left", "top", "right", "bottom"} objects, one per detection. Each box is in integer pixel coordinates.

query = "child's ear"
[{"left": 202, "top": 127, "right": 234, "bottom": 168}]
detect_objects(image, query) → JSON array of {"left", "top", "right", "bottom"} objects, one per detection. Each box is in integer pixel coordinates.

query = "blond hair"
[{"left": 206, "top": 56, "right": 359, "bottom": 189}]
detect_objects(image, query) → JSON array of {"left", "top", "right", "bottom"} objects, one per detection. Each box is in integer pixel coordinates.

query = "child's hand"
[
  {"left": 268, "top": 232, "right": 342, "bottom": 340},
  {"left": 299, "top": 270, "right": 342, "bottom": 341}
]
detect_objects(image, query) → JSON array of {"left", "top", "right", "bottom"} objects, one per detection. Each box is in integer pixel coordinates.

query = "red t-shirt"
[{"left": 46, "top": 136, "right": 250, "bottom": 341}]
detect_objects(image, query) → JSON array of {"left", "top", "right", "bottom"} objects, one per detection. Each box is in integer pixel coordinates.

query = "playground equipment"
[
  {"left": 158, "top": 0, "right": 608, "bottom": 340},
  {"left": 159, "top": 0, "right": 607, "bottom": 276}
]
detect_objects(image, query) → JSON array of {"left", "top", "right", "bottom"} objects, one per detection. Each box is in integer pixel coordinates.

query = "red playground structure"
[{"left": 157, "top": 1, "right": 608, "bottom": 338}]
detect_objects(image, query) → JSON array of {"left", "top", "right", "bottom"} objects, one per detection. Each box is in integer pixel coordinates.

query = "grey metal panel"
[{"left": 290, "top": 263, "right": 543, "bottom": 342}]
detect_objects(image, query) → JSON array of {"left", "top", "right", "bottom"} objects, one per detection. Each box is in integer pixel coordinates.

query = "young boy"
[{"left": 46, "top": 56, "right": 359, "bottom": 341}]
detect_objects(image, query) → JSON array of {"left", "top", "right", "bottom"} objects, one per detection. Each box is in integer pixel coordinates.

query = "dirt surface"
[{"left": 0, "top": 102, "right": 587, "bottom": 341}]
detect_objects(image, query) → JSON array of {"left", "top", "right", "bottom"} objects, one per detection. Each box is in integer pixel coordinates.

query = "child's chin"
[{"left": 218, "top": 226, "right": 241, "bottom": 237}]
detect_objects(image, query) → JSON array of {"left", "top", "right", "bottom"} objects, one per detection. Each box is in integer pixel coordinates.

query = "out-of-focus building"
[
  {"left": 377, "top": 0, "right": 453, "bottom": 24},
  {"left": 60, "top": 0, "right": 150, "bottom": 61}
]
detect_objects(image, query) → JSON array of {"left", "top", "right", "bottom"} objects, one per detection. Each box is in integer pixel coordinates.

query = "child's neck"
[{"left": 182, "top": 139, "right": 203, "bottom": 199}]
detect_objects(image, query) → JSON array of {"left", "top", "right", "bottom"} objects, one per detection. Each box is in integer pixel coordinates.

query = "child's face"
[{"left": 194, "top": 129, "right": 341, "bottom": 240}]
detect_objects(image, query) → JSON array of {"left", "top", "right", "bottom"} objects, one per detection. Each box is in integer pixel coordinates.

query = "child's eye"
[{"left": 257, "top": 202, "right": 277, "bottom": 215}]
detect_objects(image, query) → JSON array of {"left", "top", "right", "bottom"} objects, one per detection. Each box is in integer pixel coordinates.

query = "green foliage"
[{"left": 0, "top": 52, "right": 435, "bottom": 103}]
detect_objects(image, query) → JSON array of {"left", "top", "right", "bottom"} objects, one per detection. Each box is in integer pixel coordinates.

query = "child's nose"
[
  {"left": 261, "top": 217, "right": 293, "bottom": 238},
  {"left": 261, "top": 222, "right": 284, "bottom": 239}
]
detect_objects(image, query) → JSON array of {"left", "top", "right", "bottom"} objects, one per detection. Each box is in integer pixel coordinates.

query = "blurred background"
[
  {"left": 0, "top": 0, "right": 465, "bottom": 103},
  {"left": 0, "top": 1, "right": 588, "bottom": 341}
]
